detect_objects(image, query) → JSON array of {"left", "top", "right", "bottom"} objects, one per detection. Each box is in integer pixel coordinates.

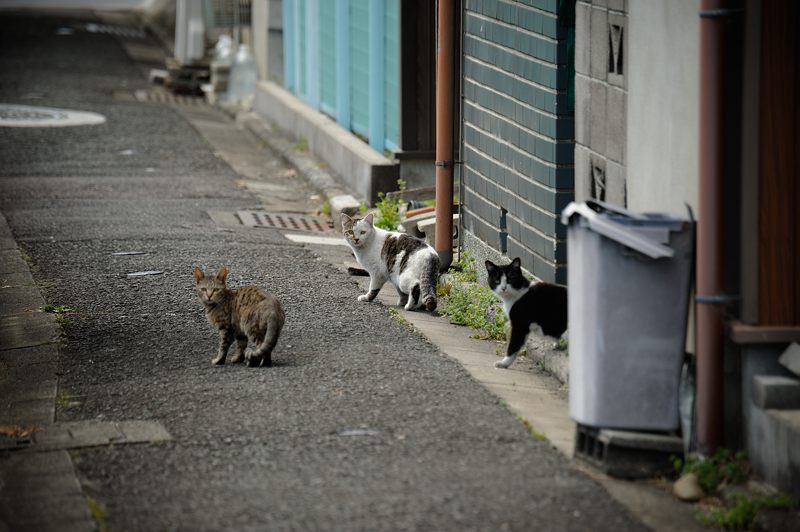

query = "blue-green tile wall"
[{"left": 461, "top": 0, "right": 574, "bottom": 284}]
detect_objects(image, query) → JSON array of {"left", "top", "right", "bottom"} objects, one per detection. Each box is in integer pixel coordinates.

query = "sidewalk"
[{"left": 236, "top": 109, "right": 706, "bottom": 532}]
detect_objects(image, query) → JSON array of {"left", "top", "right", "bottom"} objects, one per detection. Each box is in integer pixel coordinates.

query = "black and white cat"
[
  {"left": 486, "top": 258, "right": 567, "bottom": 368},
  {"left": 341, "top": 213, "right": 439, "bottom": 311}
]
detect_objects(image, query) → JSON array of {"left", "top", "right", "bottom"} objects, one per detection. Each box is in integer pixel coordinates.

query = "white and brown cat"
[{"left": 341, "top": 213, "right": 439, "bottom": 311}]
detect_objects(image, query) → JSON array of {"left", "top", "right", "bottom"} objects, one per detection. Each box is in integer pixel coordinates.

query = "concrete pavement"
[{"left": 0, "top": 7, "right": 701, "bottom": 531}]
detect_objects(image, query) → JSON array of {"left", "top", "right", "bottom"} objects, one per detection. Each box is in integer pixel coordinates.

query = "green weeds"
[
  {"left": 55, "top": 388, "right": 77, "bottom": 410},
  {"left": 86, "top": 496, "right": 109, "bottom": 532},
  {"left": 697, "top": 492, "right": 797, "bottom": 530},
  {"left": 673, "top": 448, "right": 751, "bottom": 495},
  {"left": 320, "top": 199, "right": 331, "bottom": 217},
  {"left": 42, "top": 304, "right": 74, "bottom": 328},
  {"left": 374, "top": 179, "right": 406, "bottom": 231},
  {"left": 672, "top": 448, "right": 799, "bottom": 530},
  {"left": 290, "top": 138, "right": 309, "bottom": 152},
  {"left": 387, "top": 307, "right": 412, "bottom": 329},
  {"left": 438, "top": 251, "right": 506, "bottom": 340}
]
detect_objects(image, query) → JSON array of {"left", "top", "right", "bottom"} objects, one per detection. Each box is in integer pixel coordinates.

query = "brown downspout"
[
  {"left": 434, "top": 0, "right": 454, "bottom": 271},
  {"left": 696, "top": 0, "right": 727, "bottom": 454}
]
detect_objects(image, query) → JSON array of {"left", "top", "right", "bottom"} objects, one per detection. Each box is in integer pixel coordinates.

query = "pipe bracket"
[
  {"left": 695, "top": 293, "right": 740, "bottom": 305},
  {"left": 699, "top": 8, "right": 743, "bottom": 18}
]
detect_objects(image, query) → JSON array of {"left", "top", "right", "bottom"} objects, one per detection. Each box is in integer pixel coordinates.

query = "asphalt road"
[{"left": 0, "top": 9, "right": 646, "bottom": 531}]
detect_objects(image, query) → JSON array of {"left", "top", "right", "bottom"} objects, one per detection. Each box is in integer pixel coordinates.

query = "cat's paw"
[
  {"left": 495, "top": 355, "right": 516, "bottom": 369},
  {"left": 403, "top": 300, "right": 415, "bottom": 311},
  {"left": 229, "top": 352, "right": 244, "bottom": 364},
  {"left": 246, "top": 354, "right": 261, "bottom": 367},
  {"left": 211, "top": 356, "right": 226, "bottom": 365},
  {"left": 357, "top": 294, "right": 370, "bottom": 302}
]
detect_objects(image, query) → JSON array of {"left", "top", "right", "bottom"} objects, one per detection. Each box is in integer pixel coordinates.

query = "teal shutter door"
[
  {"left": 349, "top": 0, "right": 369, "bottom": 136},
  {"left": 383, "top": 0, "right": 399, "bottom": 151},
  {"left": 319, "top": 0, "right": 336, "bottom": 115}
]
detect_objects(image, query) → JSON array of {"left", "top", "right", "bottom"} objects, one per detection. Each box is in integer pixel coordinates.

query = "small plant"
[
  {"left": 320, "top": 199, "right": 331, "bottom": 217},
  {"left": 673, "top": 448, "right": 751, "bottom": 495},
  {"left": 86, "top": 496, "right": 109, "bottom": 532},
  {"left": 41, "top": 304, "right": 74, "bottom": 314},
  {"left": 42, "top": 304, "right": 74, "bottom": 329},
  {"left": 387, "top": 307, "right": 412, "bottom": 329},
  {"left": 448, "top": 251, "right": 478, "bottom": 283},
  {"left": 555, "top": 338, "right": 569, "bottom": 352},
  {"left": 373, "top": 179, "right": 407, "bottom": 231},
  {"left": 290, "top": 138, "right": 309, "bottom": 152},
  {"left": 697, "top": 492, "right": 797, "bottom": 530},
  {"left": 56, "top": 388, "right": 80, "bottom": 409},
  {"left": 517, "top": 416, "right": 548, "bottom": 442},
  {"left": 439, "top": 282, "right": 506, "bottom": 340}
]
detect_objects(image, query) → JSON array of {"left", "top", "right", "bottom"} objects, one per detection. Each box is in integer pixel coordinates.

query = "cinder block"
[
  {"left": 605, "top": 158, "right": 626, "bottom": 207},
  {"left": 607, "top": 12, "right": 627, "bottom": 89},
  {"left": 752, "top": 375, "right": 800, "bottom": 409},
  {"left": 574, "top": 74, "right": 591, "bottom": 145},
  {"left": 575, "top": 3, "right": 591, "bottom": 76},
  {"left": 589, "top": 79, "right": 608, "bottom": 155},
  {"left": 590, "top": 6, "right": 608, "bottom": 81},
  {"left": 606, "top": 86, "right": 626, "bottom": 164},
  {"left": 608, "top": 0, "right": 626, "bottom": 13},
  {"left": 574, "top": 144, "right": 592, "bottom": 202},
  {"left": 575, "top": 424, "right": 683, "bottom": 479}
]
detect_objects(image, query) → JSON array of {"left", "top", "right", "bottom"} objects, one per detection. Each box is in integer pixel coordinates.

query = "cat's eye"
[{"left": 360, "top": 230, "right": 366, "bottom": 235}]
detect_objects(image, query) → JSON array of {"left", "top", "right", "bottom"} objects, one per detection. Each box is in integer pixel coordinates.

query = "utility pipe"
[
  {"left": 434, "top": 0, "right": 455, "bottom": 271},
  {"left": 696, "top": 0, "right": 727, "bottom": 454}
]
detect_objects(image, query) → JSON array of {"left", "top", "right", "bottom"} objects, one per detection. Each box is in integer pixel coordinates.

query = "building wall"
[
  {"left": 574, "top": 0, "right": 627, "bottom": 207},
  {"left": 575, "top": 0, "right": 698, "bottom": 215},
  {"left": 627, "top": 0, "right": 699, "bottom": 214},
  {"left": 460, "top": 0, "right": 575, "bottom": 284}
]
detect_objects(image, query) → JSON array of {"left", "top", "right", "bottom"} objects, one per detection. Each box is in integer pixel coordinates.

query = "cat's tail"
[
  {"left": 249, "top": 312, "right": 285, "bottom": 368},
  {"left": 420, "top": 253, "right": 440, "bottom": 312}
]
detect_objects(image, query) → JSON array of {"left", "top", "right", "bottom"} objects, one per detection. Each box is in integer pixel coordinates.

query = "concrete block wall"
[
  {"left": 460, "top": 0, "right": 575, "bottom": 284},
  {"left": 574, "top": 0, "right": 627, "bottom": 207}
]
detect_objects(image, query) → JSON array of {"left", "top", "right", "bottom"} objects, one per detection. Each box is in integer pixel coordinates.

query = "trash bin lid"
[{"left": 561, "top": 200, "right": 691, "bottom": 259}]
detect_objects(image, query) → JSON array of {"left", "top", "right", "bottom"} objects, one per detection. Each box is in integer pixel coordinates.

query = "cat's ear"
[
  {"left": 340, "top": 213, "right": 353, "bottom": 229},
  {"left": 510, "top": 257, "right": 521, "bottom": 269},
  {"left": 485, "top": 260, "right": 497, "bottom": 273},
  {"left": 363, "top": 213, "right": 374, "bottom": 226},
  {"left": 215, "top": 267, "right": 229, "bottom": 284},
  {"left": 193, "top": 267, "right": 205, "bottom": 283}
]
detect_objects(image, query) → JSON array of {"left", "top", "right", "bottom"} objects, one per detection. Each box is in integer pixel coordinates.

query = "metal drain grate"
[
  {"left": 236, "top": 211, "right": 332, "bottom": 233},
  {"left": 134, "top": 89, "right": 207, "bottom": 106}
]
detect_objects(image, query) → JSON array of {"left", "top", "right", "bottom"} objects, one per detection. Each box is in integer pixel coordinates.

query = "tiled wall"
[
  {"left": 460, "top": 0, "right": 575, "bottom": 284},
  {"left": 574, "top": 0, "right": 627, "bottom": 206}
]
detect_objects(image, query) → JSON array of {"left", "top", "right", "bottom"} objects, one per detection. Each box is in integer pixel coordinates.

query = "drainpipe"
[
  {"left": 696, "top": 0, "right": 727, "bottom": 455},
  {"left": 434, "top": 0, "right": 455, "bottom": 271}
]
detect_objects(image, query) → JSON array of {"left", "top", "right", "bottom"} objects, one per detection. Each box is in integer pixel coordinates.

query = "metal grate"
[
  {"left": 236, "top": 211, "right": 332, "bottom": 233},
  {"left": 133, "top": 89, "right": 207, "bottom": 106}
]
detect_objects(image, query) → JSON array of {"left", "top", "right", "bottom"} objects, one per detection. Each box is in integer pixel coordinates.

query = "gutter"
[
  {"left": 434, "top": 0, "right": 455, "bottom": 271},
  {"left": 696, "top": 0, "right": 731, "bottom": 454}
]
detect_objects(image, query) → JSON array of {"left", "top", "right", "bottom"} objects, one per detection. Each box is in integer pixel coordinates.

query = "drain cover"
[
  {"left": 236, "top": 211, "right": 332, "bottom": 233},
  {"left": 0, "top": 104, "right": 106, "bottom": 127},
  {"left": 134, "top": 90, "right": 206, "bottom": 106}
]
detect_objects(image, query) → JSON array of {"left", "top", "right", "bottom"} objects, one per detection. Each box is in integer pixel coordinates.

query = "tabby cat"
[
  {"left": 340, "top": 213, "right": 439, "bottom": 311},
  {"left": 486, "top": 258, "right": 568, "bottom": 369},
  {"left": 193, "top": 267, "right": 285, "bottom": 367}
]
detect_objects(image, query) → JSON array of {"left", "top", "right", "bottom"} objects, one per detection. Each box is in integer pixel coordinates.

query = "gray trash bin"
[{"left": 561, "top": 200, "right": 694, "bottom": 431}]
